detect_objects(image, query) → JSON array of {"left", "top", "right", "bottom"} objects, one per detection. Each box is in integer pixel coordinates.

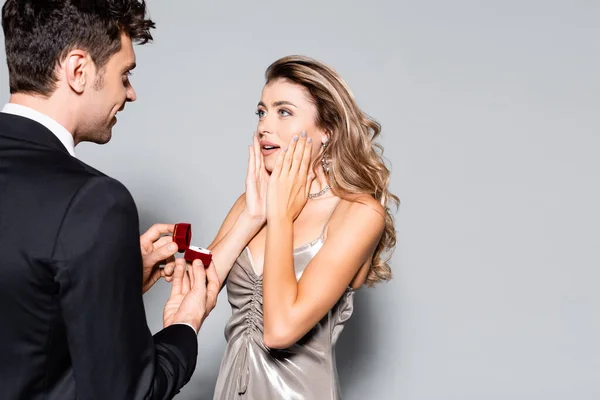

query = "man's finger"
[
  {"left": 190, "top": 260, "right": 206, "bottom": 295},
  {"left": 181, "top": 261, "right": 191, "bottom": 294},
  {"left": 152, "top": 235, "right": 174, "bottom": 250},
  {"left": 144, "top": 241, "right": 178, "bottom": 267},
  {"left": 170, "top": 258, "right": 186, "bottom": 296},
  {"left": 189, "top": 259, "right": 203, "bottom": 288},
  {"left": 161, "top": 256, "right": 176, "bottom": 276},
  {"left": 205, "top": 261, "right": 220, "bottom": 312},
  {"left": 140, "top": 223, "right": 175, "bottom": 244},
  {"left": 145, "top": 268, "right": 162, "bottom": 291}
]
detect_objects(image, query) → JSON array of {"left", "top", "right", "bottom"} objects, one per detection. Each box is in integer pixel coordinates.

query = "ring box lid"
[{"left": 172, "top": 223, "right": 191, "bottom": 252}]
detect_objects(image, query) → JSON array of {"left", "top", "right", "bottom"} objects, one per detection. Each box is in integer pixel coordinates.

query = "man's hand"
[
  {"left": 163, "top": 258, "right": 220, "bottom": 333},
  {"left": 140, "top": 223, "right": 179, "bottom": 294}
]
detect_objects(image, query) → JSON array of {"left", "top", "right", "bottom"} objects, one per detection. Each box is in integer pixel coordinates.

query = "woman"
[{"left": 208, "top": 55, "right": 398, "bottom": 399}]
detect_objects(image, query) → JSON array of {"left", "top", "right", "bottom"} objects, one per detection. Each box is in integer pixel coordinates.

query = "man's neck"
[{"left": 9, "top": 92, "right": 78, "bottom": 140}]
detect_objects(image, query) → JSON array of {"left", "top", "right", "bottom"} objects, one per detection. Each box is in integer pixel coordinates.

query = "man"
[{"left": 0, "top": 1, "right": 219, "bottom": 399}]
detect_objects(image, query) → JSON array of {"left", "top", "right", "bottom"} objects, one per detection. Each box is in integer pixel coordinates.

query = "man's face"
[{"left": 78, "top": 33, "right": 137, "bottom": 144}]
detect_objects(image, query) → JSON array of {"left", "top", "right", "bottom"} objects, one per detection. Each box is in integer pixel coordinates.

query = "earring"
[{"left": 321, "top": 141, "right": 330, "bottom": 173}]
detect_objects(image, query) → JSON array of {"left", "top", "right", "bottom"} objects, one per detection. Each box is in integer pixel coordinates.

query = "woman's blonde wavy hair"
[{"left": 265, "top": 55, "right": 399, "bottom": 287}]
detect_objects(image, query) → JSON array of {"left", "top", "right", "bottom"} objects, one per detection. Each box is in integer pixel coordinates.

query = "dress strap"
[{"left": 320, "top": 198, "right": 342, "bottom": 238}]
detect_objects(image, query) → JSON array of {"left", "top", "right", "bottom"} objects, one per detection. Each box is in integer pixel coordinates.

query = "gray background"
[{"left": 1, "top": 0, "right": 599, "bottom": 399}]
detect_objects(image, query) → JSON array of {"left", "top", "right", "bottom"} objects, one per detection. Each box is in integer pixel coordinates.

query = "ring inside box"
[
  {"left": 187, "top": 245, "right": 210, "bottom": 254},
  {"left": 184, "top": 245, "right": 212, "bottom": 265}
]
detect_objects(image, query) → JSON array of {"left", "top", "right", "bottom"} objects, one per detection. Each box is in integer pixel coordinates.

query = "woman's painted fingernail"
[
  {"left": 307, "top": 137, "right": 312, "bottom": 143},
  {"left": 301, "top": 131, "right": 307, "bottom": 138},
  {"left": 293, "top": 135, "right": 299, "bottom": 142}
]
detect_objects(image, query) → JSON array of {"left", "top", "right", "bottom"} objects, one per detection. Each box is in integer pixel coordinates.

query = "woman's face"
[{"left": 256, "top": 78, "right": 325, "bottom": 172}]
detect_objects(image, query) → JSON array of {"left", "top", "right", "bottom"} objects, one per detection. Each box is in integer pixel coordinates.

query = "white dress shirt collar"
[{"left": 1, "top": 103, "right": 76, "bottom": 157}]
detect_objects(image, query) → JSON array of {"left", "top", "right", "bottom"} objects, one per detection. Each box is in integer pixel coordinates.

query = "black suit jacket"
[{"left": 0, "top": 113, "right": 197, "bottom": 399}]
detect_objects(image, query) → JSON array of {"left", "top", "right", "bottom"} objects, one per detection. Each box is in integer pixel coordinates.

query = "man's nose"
[{"left": 126, "top": 84, "right": 137, "bottom": 102}]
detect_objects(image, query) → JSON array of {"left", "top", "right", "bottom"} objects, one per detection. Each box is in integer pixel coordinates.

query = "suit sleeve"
[{"left": 52, "top": 176, "right": 197, "bottom": 400}]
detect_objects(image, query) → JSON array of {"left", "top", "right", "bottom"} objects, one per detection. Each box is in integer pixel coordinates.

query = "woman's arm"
[
  {"left": 207, "top": 194, "right": 264, "bottom": 290},
  {"left": 206, "top": 135, "right": 269, "bottom": 289},
  {"left": 263, "top": 198, "right": 385, "bottom": 349},
  {"left": 262, "top": 133, "right": 386, "bottom": 349}
]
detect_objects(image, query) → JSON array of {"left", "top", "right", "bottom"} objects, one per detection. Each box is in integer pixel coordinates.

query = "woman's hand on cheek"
[
  {"left": 244, "top": 132, "right": 269, "bottom": 224},
  {"left": 266, "top": 131, "right": 315, "bottom": 223}
]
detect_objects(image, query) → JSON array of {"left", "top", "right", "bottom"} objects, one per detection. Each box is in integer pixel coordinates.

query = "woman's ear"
[{"left": 321, "top": 131, "right": 330, "bottom": 146}]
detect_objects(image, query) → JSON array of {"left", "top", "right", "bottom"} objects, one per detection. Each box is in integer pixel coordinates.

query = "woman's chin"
[{"left": 264, "top": 161, "right": 275, "bottom": 173}]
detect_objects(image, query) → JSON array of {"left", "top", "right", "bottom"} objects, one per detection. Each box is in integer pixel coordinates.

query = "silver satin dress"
[{"left": 213, "top": 225, "right": 355, "bottom": 400}]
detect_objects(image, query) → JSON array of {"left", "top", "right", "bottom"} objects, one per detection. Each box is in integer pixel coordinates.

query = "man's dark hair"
[{"left": 2, "top": 0, "right": 155, "bottom": 96}]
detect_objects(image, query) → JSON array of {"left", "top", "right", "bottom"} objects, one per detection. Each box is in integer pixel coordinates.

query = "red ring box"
[
  {"left": 173, "top": 223, "right": 212, "bottom": 266},
  {"left": 184, "top": 246, "right": 212, "bottom": 266}
]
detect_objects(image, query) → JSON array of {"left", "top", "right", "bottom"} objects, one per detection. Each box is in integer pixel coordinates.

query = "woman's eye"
[
  {"left": 255, "top": 109, "right": 266, "bottom": 118},
  {"left": 279, "top": 109, "right": 291, "bottom": 117}
]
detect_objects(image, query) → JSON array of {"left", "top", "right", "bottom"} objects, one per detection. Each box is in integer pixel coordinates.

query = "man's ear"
[{"left": 62, "top": 50, "right": 91, "bottom": 94}]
